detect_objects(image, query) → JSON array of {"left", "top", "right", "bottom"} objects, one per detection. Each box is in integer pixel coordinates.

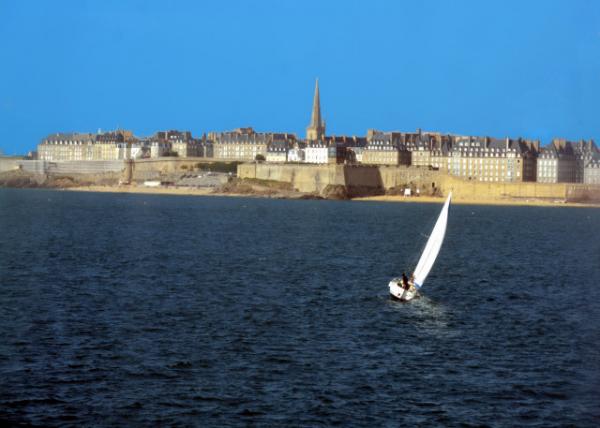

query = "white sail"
[{"left": 412, "top": 192, "right": 452, "bottom": 289}]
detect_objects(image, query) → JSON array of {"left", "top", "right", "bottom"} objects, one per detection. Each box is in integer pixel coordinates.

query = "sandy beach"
[
  {"left": 67, "top": 185, "right": 218, "bottom": 197},
  {"left": 61, "top": 185, "right": 600, "bottom": 208}
]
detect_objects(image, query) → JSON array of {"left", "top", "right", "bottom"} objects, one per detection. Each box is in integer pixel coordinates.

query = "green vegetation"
[
  {"left": 196, "top": 161, "right": 241, "bottom": 174},
  {"left": 242, "top": 177, "right": 293, "bottom": 190},
  {"left": 217, "top": 177, "right": 294, "bottom": 195}
]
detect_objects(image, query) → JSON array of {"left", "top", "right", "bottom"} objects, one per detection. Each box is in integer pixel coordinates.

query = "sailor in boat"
[
  {"left": 401, "top": 272, "right": 410, "bottom": 290},
  {"left": 389, "top": 191, "right": 452, "bottom": 301}
]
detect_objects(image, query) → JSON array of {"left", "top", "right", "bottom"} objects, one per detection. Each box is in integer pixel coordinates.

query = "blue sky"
[{"left": 1, "top": 0, "right": 599, "bottom": 154}]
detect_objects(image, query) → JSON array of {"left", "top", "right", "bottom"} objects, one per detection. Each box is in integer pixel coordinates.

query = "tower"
[{"left": 306, "top": 78, "right": 325, "bottom": 142}]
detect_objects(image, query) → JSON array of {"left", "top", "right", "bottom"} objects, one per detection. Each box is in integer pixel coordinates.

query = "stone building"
[
  {"left": 405, "top": 131, "right": 453, "bottom": 169},
  {"left": 210, "top": 128, "right": 296, "bottom": 161},
  {"left": 38, "top": 133, "right": 96, "bottom": 161},
  {"left": 149, "top": 139, "right": 171, "bottom": 158},
  {"left": 94, "top": 131, "right": 127, "bottom": 160},
  {"left": 537, "top": 139, "right": 577, "bottom": 183},
  {"left": 266, "top": 137, "right": 290, "bottom": 162},
  {"left": 343, "top": 136, "right": 367, "bottom": 164},
  {"left": 201, "top": 138, "right": 214, "bottom": 158},
  {"left": 572, "top": 140, "right": 598, "bottom": 182},
  {"left": 288, "top": 142, "right": 306, "bottom": 162},
  {"left": 172, "top": 140, "right": 201, "bottom": 157},
  {"left": 129, "top": 141, "right": 146, "bottom": 159},
  {"left": 448, "top": 136, "right": 537, "bottom": 182},
  {"left": 323, "top": 136, "right": 358, "bottom": 164},
  {"left": 209, "top": 128, "right": 268, "bottom": 161},
  {"left": 152, "top": 130, "right": 201, "bottom": 158},
  {"left": 38, "top": 130, "right": 137, "bottom": 161},
  {"left": 362, "top": 131, "right": 410, "bottom": 165},
  {"left": 430, "top": 139, "right": 452, "bottom": 172},
  {"left": 266, "top": 133, "right": 298, "bottom": 162},
  {"left": 584, "top": 158, "right": 600, "bottom": 184},
  {"left": 266, "top": 146, "right": 288, "bottom": 163},
  {"left": 304, "top": 142, "right": 330, "bottom": 164},
  {"left": 172, "top": 139, "right": 202, "bottom": 157}
]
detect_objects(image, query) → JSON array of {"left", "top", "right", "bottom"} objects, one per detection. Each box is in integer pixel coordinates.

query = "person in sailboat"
[{"left": 401, "top": 272, "right": 410, "bottom": 290}]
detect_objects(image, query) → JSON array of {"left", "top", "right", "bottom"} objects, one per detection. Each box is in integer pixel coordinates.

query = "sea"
[{"left": 1, "top": 188, "right": 599, "bottom": 427}]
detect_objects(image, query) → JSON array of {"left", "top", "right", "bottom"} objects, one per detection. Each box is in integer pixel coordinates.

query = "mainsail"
[{"left": 412, "top": 192, "right": 452, "bottom": 289}]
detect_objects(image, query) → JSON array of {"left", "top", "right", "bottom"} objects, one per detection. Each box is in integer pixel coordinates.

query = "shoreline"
[
  {"left": 64, "top": 185, "right": 310, "bottom": 200},
  {"left": 59, "top": 185, "right": 600, "bottom": 208},
  {"left": 352, "top": 194, "right": 600, "bottom": 208}
]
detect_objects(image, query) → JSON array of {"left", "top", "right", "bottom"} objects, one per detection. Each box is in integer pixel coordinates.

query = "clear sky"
[{"left": 1, "top": 0, "right": 599, "bottom": 154}]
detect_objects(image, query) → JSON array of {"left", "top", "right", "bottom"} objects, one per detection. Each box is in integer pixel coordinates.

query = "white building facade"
[{"left": 304, "top": 144, "right": 329, "bottom": 164}]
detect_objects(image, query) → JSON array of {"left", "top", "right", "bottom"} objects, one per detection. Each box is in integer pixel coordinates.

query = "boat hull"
[{"left": 389, "top": 279, "right": 418, "bottom": 301}]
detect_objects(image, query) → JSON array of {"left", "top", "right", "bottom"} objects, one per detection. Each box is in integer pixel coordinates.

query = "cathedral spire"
[
  {"left": 310, "top": 78, "right": 322, "bottom": 129},
  {"left": 306, "top": 78, "right": 325, "bottom": 142}
]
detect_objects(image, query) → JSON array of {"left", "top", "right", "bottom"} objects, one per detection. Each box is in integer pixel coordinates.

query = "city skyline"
[{"left": 1, "top": 0, "right": 600, "bottom": 155}]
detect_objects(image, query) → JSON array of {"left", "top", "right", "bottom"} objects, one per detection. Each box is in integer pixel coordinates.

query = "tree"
[{"left": 255, "top": 154, "right": 266, "bottom": 162}]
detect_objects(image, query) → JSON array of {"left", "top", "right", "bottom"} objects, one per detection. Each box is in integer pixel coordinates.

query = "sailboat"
[{"left": 389, "top": 192, "right": 452, "bottom": 301}]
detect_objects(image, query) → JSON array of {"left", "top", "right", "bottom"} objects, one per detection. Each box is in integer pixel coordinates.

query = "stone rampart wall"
[
  {"left": 0, "top": 158, "right": 22, "bottom": 172},
  {"left": 237, "top": 163, "right": 600, "bottom": 200},
  {"left": 565, "top": 184, "right": 600, "bottom": 202},
  {"left": 130, "top": 158, "right": 238, "bottom": 181},
  {"left": 376, "top": 165, "right": 443, "bottom": 190},
  {"left": 238, "top": 163, "right": 444, "bottom": 193},
  {"left": 436, "top": 177, "right": 568, "bottom": 200},
  {"left": 48, "top": 160, "right": 125, "bottom": 174},
  {"left": 0, "top": 159, "right": 124, "bottom": 174},
  {"left": 237, "top": 163, "right": 343, "bottom": 193}
]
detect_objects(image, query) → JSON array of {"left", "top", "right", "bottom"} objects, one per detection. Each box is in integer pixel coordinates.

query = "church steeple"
[{"left": 306, "top": 78, "right": 325, "bottom": 142}]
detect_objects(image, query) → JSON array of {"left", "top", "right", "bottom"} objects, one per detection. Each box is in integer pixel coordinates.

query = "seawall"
[
  {"left": 237, "top": 163, "right": 442, "bottom": 194},
  {"left": 0, "top": 158, "right": 125, "bottom": 174},
  {"left": 238, "top": 163, "right": 600, "bottom": 202}
]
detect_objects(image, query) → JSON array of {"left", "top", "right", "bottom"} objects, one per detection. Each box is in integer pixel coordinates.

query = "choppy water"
[{"left": 1, "top": 188, "right": 599, "bottom": 427}]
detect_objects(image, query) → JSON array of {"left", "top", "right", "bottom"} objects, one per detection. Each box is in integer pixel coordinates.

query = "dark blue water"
[{"left": 1, "top": 189, "right": 599, "bottom": 427}]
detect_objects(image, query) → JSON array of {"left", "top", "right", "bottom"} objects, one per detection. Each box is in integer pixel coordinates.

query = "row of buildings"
[
  {"left": 37, "top": 80, "right": 600, "bottom": 184},
  {"left": 37, "top": 129, "right": 207, "bottom": 161}
]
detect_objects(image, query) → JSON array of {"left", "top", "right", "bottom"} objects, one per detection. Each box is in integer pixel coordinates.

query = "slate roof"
[
  {"left": 572, "top": 140, "right": 598, "bottom": 159},
  {"left": 324, "top": 135, "right": 367, "bottom": 148},
  {"left": 585, "top": 158, "right": 600, "bottom": 168},
  {"left": 213, "top": 129, "right": 296, "bottom": 145},
  {"left": 96, "top": 131, "right": 125, "bottom": 143},
  {"left": 366, "top": 133, "right": 398, "bottom": 150},
  {"left": 539, "top": 140, "right": 575, "bottom": 159}
]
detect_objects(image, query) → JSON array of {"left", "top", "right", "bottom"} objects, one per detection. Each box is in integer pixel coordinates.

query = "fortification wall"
[
  {"left": 238, "top": 163, "right": 345, "bottom": 193},
  {"left": 238, "top": 163, "right": 443, "bottom": 194},
  {"left": 237, "top": 163, "right": 598, "bottom": 201},
  {"left": 435, "top": 177, "right": 568, "bottom": 200},
  {"left": 377, "top": 165, "right": 443, "bottom": 190},
  {"left": 131, "top": 158, "right": 239, "bottom": 181},
  {"left": 133, "top": 158, "right": 205, "bottom": 174},
  {"left": 566, "top": 184, "right": 600, "bottom": 202},
  {"left": 0, "top": 158, "right": 22, "bottom": 172},
  {"left": 0, "top": 159, "right": 124, "bottom": 174},
  {"left": 48, "top": 160, "right": 124, "bottom": 174}
]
